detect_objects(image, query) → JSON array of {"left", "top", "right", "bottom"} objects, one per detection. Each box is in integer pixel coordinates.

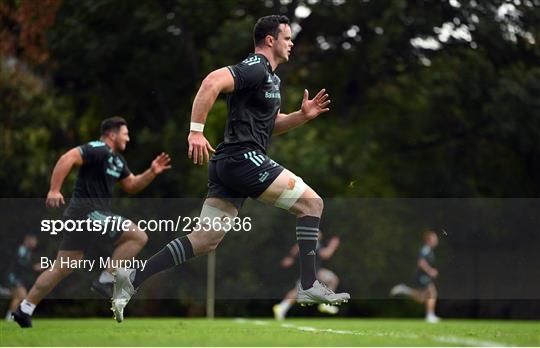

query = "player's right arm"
[
  {"left": 417, "top": 245, "right": 438, "bottom": 278},
  {"left": 188, "top": 67, "right": 234, "bottom": 165},
  {"left": 417, "top": 258, "right": 438, "bottom": 278},
  {"left": 281, "top": 244, "right": 299, "bottom": 268},
  {"left": 319, "top": 236, "right": 340, "bottom": 260},
  {"left": 46, "top": 147, "right": 83, "bottom": 208}
]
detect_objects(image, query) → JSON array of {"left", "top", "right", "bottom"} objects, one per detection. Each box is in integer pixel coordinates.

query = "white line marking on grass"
[
  {"left": 252, "top": 320, "right": 269, "bottom": 326},
  {"left": 432, "top": 335, "right": 508, "bottom": 347},
  {"left": 234, "top": 318, "right": 508, "bottom": 347},
  {"left": 234, "top": 318, "right": 268, "bottom": 326}
]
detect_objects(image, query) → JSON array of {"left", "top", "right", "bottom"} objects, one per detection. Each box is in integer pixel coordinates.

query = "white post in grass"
[{"left": 206, "top": 250, "right": 216, "bottom": 318}]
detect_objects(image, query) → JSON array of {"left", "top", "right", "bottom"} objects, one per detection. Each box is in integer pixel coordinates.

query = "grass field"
[{"left": 1, "top": 318, "right": 538, "bottom": 346}]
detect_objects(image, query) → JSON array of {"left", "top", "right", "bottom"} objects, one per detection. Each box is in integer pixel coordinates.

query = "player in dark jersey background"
[
  {"left": 390, "top": 230, "right": 441, "bottom": 323},
  {"left": 273, "top": 232, "right": 342, "bottom": 319},
  {"left": 111, "top": 15, "right": 349, "bottom": 322},
  {"left": 13, "top": 116, "right": 171, "bottom": 328},
  {"left": 4, "top": 234, "right": 41, "bottom": 321}
]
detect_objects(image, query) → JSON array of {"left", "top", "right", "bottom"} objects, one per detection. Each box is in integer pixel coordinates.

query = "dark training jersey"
[
  {"left": 64, "top": 140, "right": 131, "bottom": 217},
  {"left": 6, "top": 245, "right": 34, "bottom": 287},
  {"left": 7, "top": 245, "right": 32, "bottom": 275},
  {"left": 212, "top": 53, "right": 282, "bottom": 160},
  {"left": 415, "top": 244, "right": 435, "bottom": 280}
]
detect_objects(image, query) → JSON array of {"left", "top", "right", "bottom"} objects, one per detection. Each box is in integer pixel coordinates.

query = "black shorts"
[
  {"left": 208, "top": 150, "right": 285, "bottom": 209},
  {"left": 413, "top": 273, "right": 433, "bottom": 289},
  {"left": 7, "top": 272, "right": 24, "bottom": 288},
  {"left": 59, "top": 211, "right": 128, "bottom": 251},
  {"left": 6, "top": 272, "right": 33, "bottom": 289}
]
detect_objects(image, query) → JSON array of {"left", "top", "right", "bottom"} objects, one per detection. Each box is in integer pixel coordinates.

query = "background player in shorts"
[
  {"left": 4, "top": 234, "right": 41, "bottom": 321},
  {"left": 13, "top": 116, "right": 171, "bottom": 328},
  {"left": 390, "top": 230, "right": 441, "bottom": 323},
  {"left": 111, "top": 15, "right": 349, "bottom": 322},
  {"left": 273, "top": 232, "right": 342, "bottom": 319}
]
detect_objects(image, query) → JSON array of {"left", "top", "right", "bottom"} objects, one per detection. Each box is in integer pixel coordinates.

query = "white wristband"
[{"left": 190, "top": 122, "right": 205, "bottom": 132}]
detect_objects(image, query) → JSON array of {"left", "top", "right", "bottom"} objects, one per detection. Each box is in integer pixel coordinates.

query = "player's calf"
[
  {"left": 111, "top": 201, "right": 236, "bottom": 322},
  {"left": 27, "top": 252, "right": 80, "bottom": 305},
  {"left": 188, "top": 226, "right": 225, "bottom": 255},
  {"left": 292, "top": 189, "right": 324, "bottom": 290},
  {"left": 189, "top": 201, "right": 237, "bottom": 255}
]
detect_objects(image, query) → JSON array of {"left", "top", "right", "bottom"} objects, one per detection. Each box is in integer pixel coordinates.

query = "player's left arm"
[
  {"left": 417, "top": 258, "right": 438, "bottom": 278},
  {"left": 119, "top": 152, "right": 171, "bottom": 194},
  {"left": 281, "top": 244, "right": 299, "bottom": 268},
  {"left": 318, "top": 236, "right": 340, "bottom": 260},
  {"left": 273, "top": 89, "right": 330, "bottom": 136}
]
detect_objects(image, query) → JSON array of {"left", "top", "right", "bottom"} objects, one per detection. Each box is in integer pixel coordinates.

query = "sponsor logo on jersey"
[{"left": 265, "top": 91, "right": 281, "bottom": 99}]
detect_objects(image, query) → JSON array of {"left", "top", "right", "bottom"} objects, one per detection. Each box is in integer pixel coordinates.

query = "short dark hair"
[
  {"left": 253, "top": 15, "right": 290, "bottom": 47},
  {"left": 101, "top": 116, "right": 127, "bottom": 135}
]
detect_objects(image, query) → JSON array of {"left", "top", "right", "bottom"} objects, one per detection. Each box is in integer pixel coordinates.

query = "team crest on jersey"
[
  {"left": 106, "top": 156, "right": 123, "bottom": 178},
  {"left": 258, "top": 171, "right": 270, "bottom": 183}
]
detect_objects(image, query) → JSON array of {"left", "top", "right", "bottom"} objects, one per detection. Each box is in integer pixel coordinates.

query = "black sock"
[
  {"left": 132, "top": 235, "right": 194, "bottom": 288},
  {"left": 296, "top": 216, "right": 320, "bottom": 289}
]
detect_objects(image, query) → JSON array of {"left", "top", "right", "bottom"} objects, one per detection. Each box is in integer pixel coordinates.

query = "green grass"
[{"left": 1, "top": 318, "right": 538, "bottom": 346}]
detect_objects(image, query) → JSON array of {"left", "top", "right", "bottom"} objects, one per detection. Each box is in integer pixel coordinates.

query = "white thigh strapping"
[
  {"left": 274, "top": 175, "right": 307, "bottom": 210},
  {"left": 197, "top": 204, "right": 236, "bottom": 234}
]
